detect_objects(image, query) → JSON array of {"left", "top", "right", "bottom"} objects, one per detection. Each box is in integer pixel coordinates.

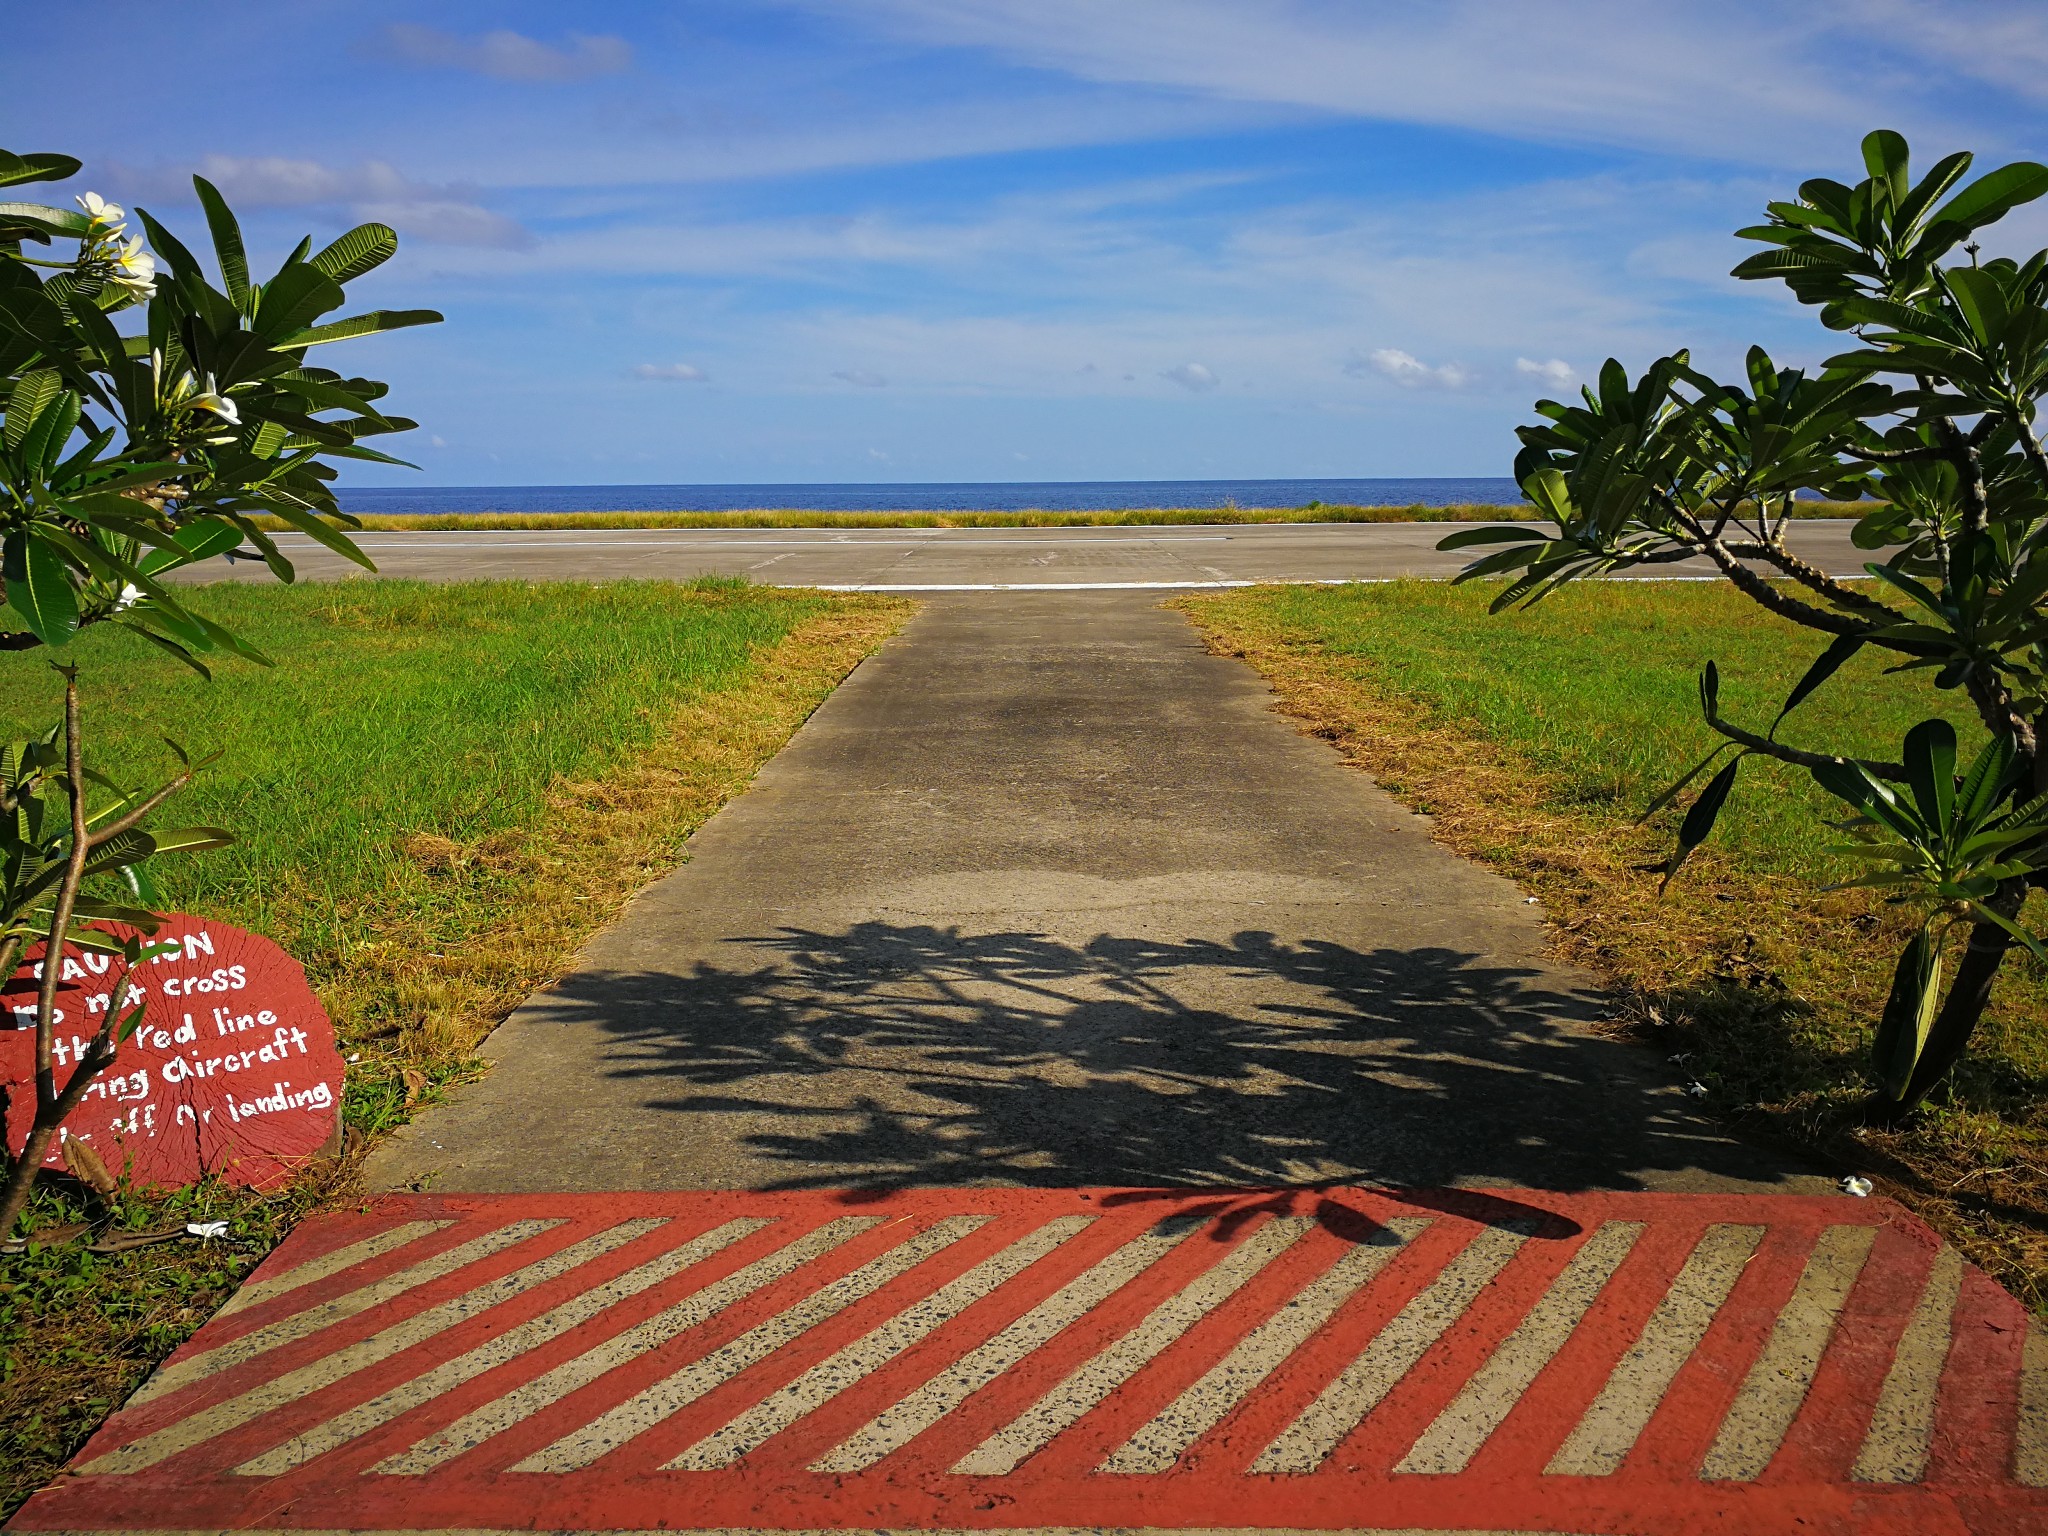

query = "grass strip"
[
  {"left": 1178, "top": 580, "right": 2046, "bottom": 1315},
  {"left": 270, "top": 501, "right": 1870, "bottom": 533},
  {"left": 0, "top": 578, "right": 910, "bottom": 1516}
]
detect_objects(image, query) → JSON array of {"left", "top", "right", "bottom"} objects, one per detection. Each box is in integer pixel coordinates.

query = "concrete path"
[
  {"left": 365, "top": 591, "right": 1818, "bottom": 1196},
  {"left": 191, "top": 517, "right": 1871, "bottom": 590}
]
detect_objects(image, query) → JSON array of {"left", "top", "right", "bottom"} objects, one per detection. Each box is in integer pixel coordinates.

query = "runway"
[{"left": 186, "top": 519, "right": 1873, "bottom": 590}]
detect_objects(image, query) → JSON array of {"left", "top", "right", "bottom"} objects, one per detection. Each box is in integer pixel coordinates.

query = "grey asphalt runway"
[{"left": 189, "top": 517, "right": 1871, "bottom": 590}]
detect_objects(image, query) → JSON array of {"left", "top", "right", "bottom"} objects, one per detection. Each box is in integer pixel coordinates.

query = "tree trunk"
[{"left": 1884, "top": 880, "right": 2026, "bottom": 1116}]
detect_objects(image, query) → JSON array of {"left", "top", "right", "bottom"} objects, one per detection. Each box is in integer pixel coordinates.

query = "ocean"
[{"left": 333, "top": 477, "right": 1523, "bottom": 516}]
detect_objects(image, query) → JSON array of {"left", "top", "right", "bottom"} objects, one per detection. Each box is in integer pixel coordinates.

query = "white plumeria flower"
[
  {"left": 76, "top": 192, "right": 126, "bottom": 230},
  {"left": 108, "top": 237, "right": 156, "bottom": 299},
  {"left": 112, "top": 583, "right": 141, "bottom": 613},
  {"left": 185, "top": 387, "right": 240, "bottom": 426}
]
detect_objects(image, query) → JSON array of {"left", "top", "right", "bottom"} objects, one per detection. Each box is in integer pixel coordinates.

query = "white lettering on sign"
[{"left": 0, "top": 916, "right": 344, "bottom": 1191}]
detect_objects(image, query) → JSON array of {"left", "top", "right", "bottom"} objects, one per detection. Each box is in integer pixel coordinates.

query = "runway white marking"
[
  {"left": 1396, "top": 1221, "right": 1645, "bottom": 1476},
  {"left": 1853, "top": 1248, "right": 1964, "bottom": 1484},
  {"left": 1249, "top": 1223, "right": 1531, "bottom": 1473},
  {"left": 132, "top": 1220, "right": 560, "bottom": 1406},
  {"left": 812, "top": 1217, "right": 1208, "bottom": 1474}
]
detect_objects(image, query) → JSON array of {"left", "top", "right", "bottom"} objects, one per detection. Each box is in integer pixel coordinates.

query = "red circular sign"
[{"left": 0, "top": 914, "right": 344, "bottom": 1191}]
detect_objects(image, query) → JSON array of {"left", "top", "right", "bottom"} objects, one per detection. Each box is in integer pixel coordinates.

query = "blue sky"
[{"left": 11, "top": 1, "right": 2048, "bottom": 486}]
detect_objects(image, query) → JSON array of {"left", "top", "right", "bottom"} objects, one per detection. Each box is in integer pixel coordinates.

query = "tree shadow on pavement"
[{"left": 537, "top": 921, "right": 1809, "bottom": 1195}]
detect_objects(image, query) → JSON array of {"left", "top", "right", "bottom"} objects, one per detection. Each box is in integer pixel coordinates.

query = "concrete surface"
[
  {"left": 189, "top": 517, "right": 1871, "bottom": 590},
  {"left": 364, "top": 590, "right": 1828, "bottom": 1196}
]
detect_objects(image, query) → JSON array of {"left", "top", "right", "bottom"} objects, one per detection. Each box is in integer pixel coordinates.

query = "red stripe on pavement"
[
  {"left": 1769, "top": 1215, "right": 1941, "bottom": 1485},
  {"left": 9, "top": 1186, "right": 2045, "bottom": 1536},
  {"left": 1929, "top": 1263, "right": 2030, "bottom": 1486}
]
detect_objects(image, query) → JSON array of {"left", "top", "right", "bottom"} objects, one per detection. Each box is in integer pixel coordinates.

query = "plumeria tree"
[
  {"left": 1442, "top": 130, "right": 2048, "bottom": 1119},
  {"left": 0, "top": 146, "right": 439, "bottom": 1232}
]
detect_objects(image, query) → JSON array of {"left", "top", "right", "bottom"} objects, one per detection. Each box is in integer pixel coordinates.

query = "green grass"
[
  {"left": 0, "top": 578, "right": 832, "bottom": 985},
  {"left": 1235, "top": 580, "right": 1982, "bottom": 887},
  {"left": 261, "top": 501, "right": 1869, "bottom": 533}
]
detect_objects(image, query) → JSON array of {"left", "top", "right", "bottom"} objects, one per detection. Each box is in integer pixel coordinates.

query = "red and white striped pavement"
[{"left": 11, "top": 1187, "right": 2045, "bottom": 1536}]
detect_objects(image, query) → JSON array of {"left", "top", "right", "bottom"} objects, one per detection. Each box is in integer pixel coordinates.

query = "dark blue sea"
[{"left": 335, "top": 478, "right": 1522, "bottom": 516}]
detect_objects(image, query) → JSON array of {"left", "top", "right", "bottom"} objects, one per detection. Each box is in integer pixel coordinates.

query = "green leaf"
[
  {"left": 1662, "top": 754, "right": 1743, "bottom": 892},
  {"left": 136, "top": 516, "right": 244, "bottom": 576},
  {"left": 143, "top": 826, "right": 235, "bottom": 854},
  {"left": 309, "top": 223, "right": 399, "bottom": 283},
  {"left": 0, "top": 202, "right": 89, "bottom": 239},
  {"left": 1955, "top": 735, "right": 2017, "bottom": 825},
  {"left": 1862, "top": 129, "right": 1911, "bottom": 207},
  {"left": 3, "top": 531, "right": 78, "bottom": 647},
  {"left": 275, "top": 308, "right": 442, "bottom": 349},
  {"left": 1902, "top": 718, "right": 1958, "bottom": 840},
  {"left": 1944, "top": 266, "right": 2010, "bottom": 345},
  {"left": 1931, "top": 161, "right": 2048, "bottom": 233},
  {"left": 252, "top": 262, "right": 345, "bottom": 344},
  {"left": 192, "top": 176, "right": 251, "bottom": 310},
  {"left": 4, "top": 369, "right": 59, "bottom": 450},
  {"left": 0, "top": 151, "right": 82, "bottom": 189},
  {"left": 1771, "top": 634, "right": 1863, "bottom": 735},
  {"left": 1873, "top": 924, "right": 1942, "bottom": 1103},
  {"left": 112, "top": 620, "right": 209, "bottom": 679},
  {"left": 1436, "top": 525, "right": 1548, "bottom": 552},
  {"left": 1523, "top": 466, "right": 1577, "bottom": 525},
  {"left": 1640, "top": 743, "right": 1737, "bottom": 825},
  {"left": 1895, "top": 150, "right": 1974, "bottom": 235},
  {"left": 252, "top": 500, "right": 375, "bottom": 571}
]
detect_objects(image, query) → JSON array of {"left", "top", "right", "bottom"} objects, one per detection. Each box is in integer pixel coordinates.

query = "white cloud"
[
  {"left": 109, "top": 155, "right": 531, "bottom": 249},
  {"left": 634, "top": 362, "right": 709, "bottom": 381},
  {"left": 833, "top": 368, "right": 889, "bottom": 387},
  {"left": 375, "top": 25, "right": 632, "bottom": 83},
  {"left": 1516, "top": 357, "right": 1577, "bottom": 388},
  {"left": 1355, "top": 349, "right": 1473, "bottom": 389},
  {"left": 1162, "top": 361, "right": 1220, "bottom": 391},
  {"left": 1847, "top": 0, "right": 2048, "bottom": 105},
  {"left": 798, "top": 0, "right": 1917, "bottom": 166}
]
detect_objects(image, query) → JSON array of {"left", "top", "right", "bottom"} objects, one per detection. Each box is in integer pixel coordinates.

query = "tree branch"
[
  {"left": 1719, "top": 538, "right": 1900, "bottom": 621},
  {"left": 1705, "top": 706, "right": 1908, "bottom": 783},
  {"left": 1696, "top": 534, "right": 1882, "bottom": 638},
  {"left": 85, "top": 772, "right": 191, "bottom": 850},
  {"left": 1842, "top": 442, "right": 1946, "bottom": 463}
]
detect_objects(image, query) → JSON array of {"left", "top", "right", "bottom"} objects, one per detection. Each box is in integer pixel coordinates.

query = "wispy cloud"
[
  {"left": 1353, "top": 349, "right": 1473, "bottom": 389},
  {"left": 371, "top": 25, "right": 632, "bottom": 83},
  {"left": 796, "top": 0, "right": 1902, "bottom": 164},
  {"left": 1162, "top": 362, "right": 1220, "bottom": 391},
  {"left": 1516, "top": 357, "right": 1578, "bottom": 388},
  {"left": 106, "top": 155, "right": 531, "bottom": 249},
  {"left": 832, "top": 368, "right": 890, "bottom": 388},
  {"left": 634, "top": 362, "right": 708, "bottom": 381}
]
